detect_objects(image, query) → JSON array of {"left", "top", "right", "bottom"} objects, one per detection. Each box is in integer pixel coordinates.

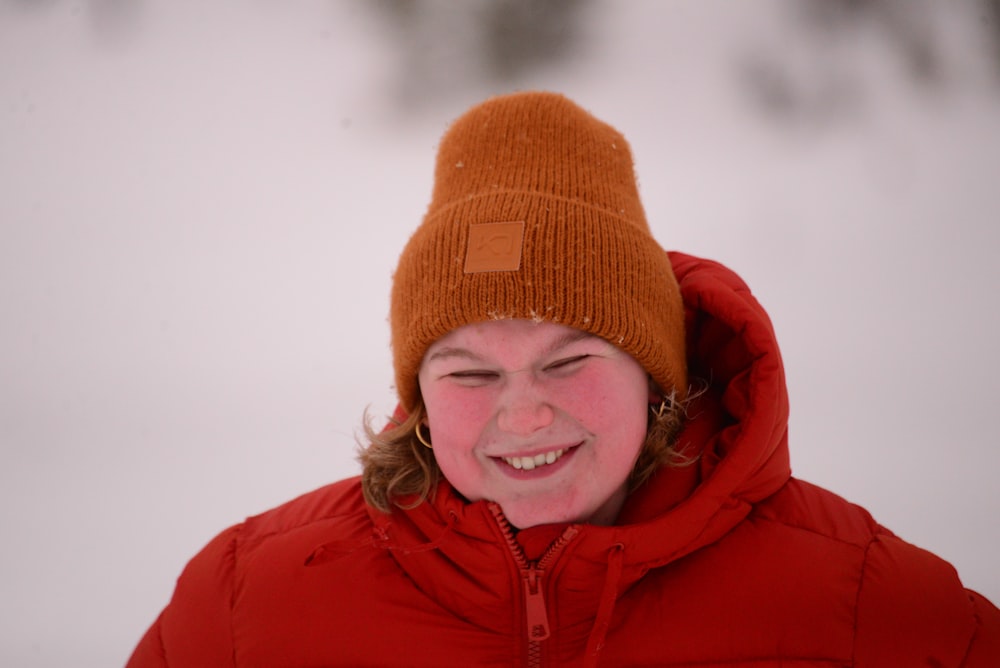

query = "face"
[{"left": 417, "top": 319, "right": 655, "bottom": 529}]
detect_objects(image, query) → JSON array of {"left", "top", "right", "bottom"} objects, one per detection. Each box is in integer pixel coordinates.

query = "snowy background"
[{"left": 2, "top": 1, "right": 999, "bottom": 665}]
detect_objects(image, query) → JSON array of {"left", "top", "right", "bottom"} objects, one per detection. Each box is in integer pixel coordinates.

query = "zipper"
[{"left": 489, "top": 504, "right": 580, "bottom": 665}]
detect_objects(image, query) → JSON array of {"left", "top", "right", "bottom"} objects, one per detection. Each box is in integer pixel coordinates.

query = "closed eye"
[
  {"left": 545, "top": 354, "right": 590, "bottom": 373},
  {"left": 447, "top": 370, "right": 500, "bottom": 385}
]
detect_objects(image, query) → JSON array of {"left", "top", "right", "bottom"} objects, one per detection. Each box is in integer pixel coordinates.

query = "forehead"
[{"left": 425, "top": 319, "right": 601, "bottom": 360}]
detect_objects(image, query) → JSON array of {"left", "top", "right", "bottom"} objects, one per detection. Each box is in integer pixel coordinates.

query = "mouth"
[{"left": 501, "top": 446, "right": 571, "bottom": 471}]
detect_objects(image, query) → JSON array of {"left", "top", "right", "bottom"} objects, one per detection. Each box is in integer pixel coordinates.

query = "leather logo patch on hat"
[{"left": 464, "top": 221, "right": 525, "bottom": 273}]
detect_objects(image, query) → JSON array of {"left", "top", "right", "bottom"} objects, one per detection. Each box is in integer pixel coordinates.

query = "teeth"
[{"left": 504, "top": 448, "right": 566, "bottom": 471}]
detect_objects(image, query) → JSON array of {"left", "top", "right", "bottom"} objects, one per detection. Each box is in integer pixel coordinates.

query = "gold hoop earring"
[{"left": 415, "top": 423, "right": 433, "bottom": 449}]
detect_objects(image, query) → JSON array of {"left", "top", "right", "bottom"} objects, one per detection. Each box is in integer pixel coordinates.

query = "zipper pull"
[{"left": 522, "top": 566, "right": 550, "bottom": 641}]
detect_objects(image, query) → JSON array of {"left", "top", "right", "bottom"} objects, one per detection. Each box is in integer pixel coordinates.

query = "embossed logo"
[{"left": 464, "top": 221, "right": 525, "bottom": 273}]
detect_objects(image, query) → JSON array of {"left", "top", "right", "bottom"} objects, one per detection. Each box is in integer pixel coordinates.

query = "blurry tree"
[
  {"left": 87, "top": 0, "right": 143, "bottom": 44},
  {"left": 3, "top": 0, "right": 144, "bottom": 46},
  {"left": 3, "top": 0, "right": 60, "bottom": 8},
  {"left": 360, "top": 0, "right": 999, "bottom": 119},
  {"left": 739, "top": 0, "right": 1000, "bottom": 123},
  {"left": 7, "top": 0, "right": 997, "bottom": 115},
  {"left": 363, "top": 0, "right": 591, "bottom": 108}
]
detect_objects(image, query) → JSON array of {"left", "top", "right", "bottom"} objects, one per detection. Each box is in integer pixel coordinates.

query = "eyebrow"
[
  {"left": 425, "top": 347, "right": 483, "bottom": 364},
  {"left": 424, "top": 328, "right": 596, "bottom": 364}
]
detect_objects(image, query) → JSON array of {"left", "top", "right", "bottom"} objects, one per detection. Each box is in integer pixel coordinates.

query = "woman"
[{"left": 128, "top": 91, "right": 1000, "bottom": 666}]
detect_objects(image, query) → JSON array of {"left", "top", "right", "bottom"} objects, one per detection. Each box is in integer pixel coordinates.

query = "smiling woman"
[{"left": 127, "top": 92, "right": 1000, "bottom": 667}]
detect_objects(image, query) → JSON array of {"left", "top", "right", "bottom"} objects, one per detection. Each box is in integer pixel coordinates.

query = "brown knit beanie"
[{"left": 390, "top": 91, "right": 687, "bottom": 411}]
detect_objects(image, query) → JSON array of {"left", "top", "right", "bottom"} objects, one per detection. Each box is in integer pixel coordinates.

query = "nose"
[{"left": 495, "top": 376, "right": 555, "bottom": 436}]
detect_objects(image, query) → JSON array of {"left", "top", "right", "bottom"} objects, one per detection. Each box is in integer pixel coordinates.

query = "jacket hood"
[{"left": 607, "top": 251, "right": 792, "bottom": 564}]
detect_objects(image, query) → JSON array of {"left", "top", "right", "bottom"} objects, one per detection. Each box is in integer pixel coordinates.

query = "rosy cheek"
[
  {"left": 555, "top": 371, "right": 613, "bottom": 419},
  {"left": 426, "top": 387, "right": 493, "bottom": 443},
  {"left": 559, "top": 368, "right": 645, "bottom": 431}
]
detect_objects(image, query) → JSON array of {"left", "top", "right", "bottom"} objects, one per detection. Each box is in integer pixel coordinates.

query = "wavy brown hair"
[{"left": 359, "top": 389, "right": 694, "bottom": 514}]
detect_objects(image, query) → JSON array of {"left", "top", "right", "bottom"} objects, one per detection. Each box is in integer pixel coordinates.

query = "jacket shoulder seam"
[
  {"left": 849, "top": 533, "right": 879, "bottom": 664},
  {"left": 227, "top": 523, "right": 242, "bottom": 666},
  {"left": 748, "top": 509, "right": 882, "bottom": 550},
  {"left": 238, "top": 480, "right": 370, "bottom": 546}
]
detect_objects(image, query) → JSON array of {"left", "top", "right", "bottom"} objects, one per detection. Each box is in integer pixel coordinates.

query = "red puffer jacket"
[{"left": 128, "top": 253, "right": 1000, "bottom": 667}]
